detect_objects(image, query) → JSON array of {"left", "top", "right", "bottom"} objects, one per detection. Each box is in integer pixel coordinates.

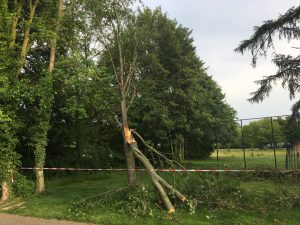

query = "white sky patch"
[{"left": 142, "top": 0, "right": 300, "bottom": 119}]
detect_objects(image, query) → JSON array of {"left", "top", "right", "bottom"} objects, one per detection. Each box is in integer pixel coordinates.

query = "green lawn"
[
  {"left": 185, "top": 148, "right": 297, "bottom": 170},
  {"left": 4, "top": 171, "right": 300, "bottom": 225}
]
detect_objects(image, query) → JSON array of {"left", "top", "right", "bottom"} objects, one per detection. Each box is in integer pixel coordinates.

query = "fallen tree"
[{"left": 125, "top": 128, "right": 187, "bottom": 213}]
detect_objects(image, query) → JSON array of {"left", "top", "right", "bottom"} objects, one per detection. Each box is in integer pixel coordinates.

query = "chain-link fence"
[{"left": 210, "top": 115, "right": 300, "bottom": 170}]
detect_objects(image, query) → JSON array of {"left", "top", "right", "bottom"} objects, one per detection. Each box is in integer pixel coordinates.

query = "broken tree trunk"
[
  {"left": 124, "top": 129, "right": 186, "bottom": 213},
  {"left": 121, "top": 99, "right": 136, "bottom": 188}
]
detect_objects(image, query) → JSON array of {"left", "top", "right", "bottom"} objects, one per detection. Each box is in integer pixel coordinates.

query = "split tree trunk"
[
  {"left": 129, "top": 141, "right": 186, "bottom": 213},
  {"left": 119, "top": 84, "right": 185, "bottom": 211},
  {"left": 122, "top": 128, "right": 186, "bottom": 213},
  {"left": 0, "top": 181, "right": 9, "bottom": 202},
  {"left": 121, "top": 100, "right": 136, "bottom": 187}
]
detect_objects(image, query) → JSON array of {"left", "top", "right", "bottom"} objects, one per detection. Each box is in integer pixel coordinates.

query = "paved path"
[{"left": 0, "top": 213, "right": 96, "bottom": 225}]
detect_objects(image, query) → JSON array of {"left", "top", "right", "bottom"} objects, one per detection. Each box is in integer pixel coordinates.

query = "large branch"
[
  {"left": 18, "top": 0, "right": 39, "bottom": 76},
  {"left": 9, "top": 0, "right": 22, "bottom": 49},
  {"left": 130, "top": 143, "right": 186, "bottom": 213},
  {"left": 249, "top": 55, "right": 300, "bottom": 103},
  {"left": 48, "top": 0, "right": 63, "bottom": 74},
  {"left": 126, "top": 84, "right": 136, "bottom": 111},
  {"left": 132, "top": 130, "right": 186, "bottom": 170},
  {"left": 235, "top": 6, "right": 300, "bottom": 65},
  {"left": 99, "top": 36, "right": 120, "bottom": 87},
  {"left": 124, "top": 41, "right": 138, "bottom": 95}
]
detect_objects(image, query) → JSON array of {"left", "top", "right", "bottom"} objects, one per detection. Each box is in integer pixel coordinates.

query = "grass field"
[
  {"left": 3, "top": 171, "right": 300, "bottom": 225},
  {"left": 184, "top": 148, "right": 299, "bottom": 170}
]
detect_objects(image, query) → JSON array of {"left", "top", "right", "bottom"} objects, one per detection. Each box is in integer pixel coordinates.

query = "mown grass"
[
  {"left": 5, "top": 171, "right": 300, "bottom": 225},
  {"left": 185, "top": 149, "right": 295, "bottom": 170}
]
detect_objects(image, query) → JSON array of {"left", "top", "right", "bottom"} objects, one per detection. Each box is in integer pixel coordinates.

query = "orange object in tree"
[{"left": 123, "top": 127, "right": 136, "bottom": 144}]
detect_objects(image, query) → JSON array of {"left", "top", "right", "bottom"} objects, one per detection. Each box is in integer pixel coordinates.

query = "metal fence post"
[
  {"left": 240, "top": 120, "right": 246, "bottom": 169},
  {"left": 270, "top": 117, "right": 277, "bottom": 169}
]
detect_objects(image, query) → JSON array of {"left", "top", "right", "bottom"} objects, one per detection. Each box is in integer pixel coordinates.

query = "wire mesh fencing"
[{"left": 210, "top": 115, "right": 300, "bottom": 170}]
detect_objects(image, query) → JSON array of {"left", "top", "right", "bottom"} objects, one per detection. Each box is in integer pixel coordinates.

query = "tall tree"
[
  {"left": 34, "top": 0, "right": 63, "bottom": 194},
  {"left": 85, "top": 0, "right": 138, "bottom": 187},
  {"left": 0, "top": 0, "right": 20, "bottom": 201},
  {"left": 14, "top": 0, "right": 64, "bottom": 193},
  {"left": 235, "top": 6, "right": 300, "bottom": 118},
  {"left": 0, "top": 111, "right": 19, "bottom": 202},
  {"left": 86, "top": 1, "right": 188, "bottom": 213},
  {"left": 0, "top": 0, "right": 64, "bottom": 193}
]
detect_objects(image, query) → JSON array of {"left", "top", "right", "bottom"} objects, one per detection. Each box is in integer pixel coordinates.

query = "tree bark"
[
  {"left": 48, "top": 0, "right": 63, "bottom": 74},
  {"left": 0, "top": 181, "right": 9, "bottom": 202},
  {"left": 35, "top": 168, "right": 45, "bottom": 193},
  {"left": 130, "top": 144, "right": 174, "bottom": 213},
  {"left": 34, "top": 0, "right": 63, "bottom": 194},
  {"left": 9, "top": 0, "right": 22, "bottom": 49},
  {"left": 121, "top": 99, "right": 136, "bottom": 187},
  {"left": 18, "top": 0, "right": 39, "bottom": 76},
  {"left": 129, "top": 142, "right": 186, "bottom": 213}
]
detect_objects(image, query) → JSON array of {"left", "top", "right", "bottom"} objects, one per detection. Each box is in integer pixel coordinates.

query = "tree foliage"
[
  {"left": 235, "top": 5, "right": 300, "bottom": 118},
  {"left": 129, "top": 8, "right": 237, "bottom": 159},
  {"left": 0, "top": 0, "right": 238, "bottom": 206},
  {"left": 242, "top": 118, "right": 285, "bottom": 148}
]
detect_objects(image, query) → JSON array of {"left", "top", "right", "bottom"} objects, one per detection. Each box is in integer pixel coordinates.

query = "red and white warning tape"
[{"left": 21, "top": 167, "right": 300, "bottom": 173}]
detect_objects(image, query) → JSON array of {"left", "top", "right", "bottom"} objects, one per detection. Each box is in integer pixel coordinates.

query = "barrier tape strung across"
[{"left": 21, "top": 167, "right": 300, "bottom": 173}]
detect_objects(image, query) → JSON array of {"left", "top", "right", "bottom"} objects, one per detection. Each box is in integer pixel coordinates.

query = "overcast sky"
[{"left": 142, "top": 0, "right": 300, "bottom": 119}]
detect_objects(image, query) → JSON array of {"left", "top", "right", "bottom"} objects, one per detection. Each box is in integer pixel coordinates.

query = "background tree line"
[{"left": 227, "top": 117, "right": 300, "bottom": 149}]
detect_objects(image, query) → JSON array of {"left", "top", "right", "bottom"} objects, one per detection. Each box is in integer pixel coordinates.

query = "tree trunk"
[
  {"left": 48, "top": 0, "right": 63, "bottom": 74},
  {"left": 33, "top": 0, "right": 62, "bottom": 194},
  {"left": 0, "top": 181, "right": 9, "bottom": 202},
  {"left": 35, "top": 168, "right": 45, "bottom": 193},
  {"left": 18, "top": 0, "right": 39, "bottom": 76},
  {"left": 9, "top": 0, "right": 22, "bottom": 49},
  {"left": 121, "top": 99, "right": 136, "bottom": 187},
  {"left": 171, "top": 140, "right": 174, "bottom": 159}
]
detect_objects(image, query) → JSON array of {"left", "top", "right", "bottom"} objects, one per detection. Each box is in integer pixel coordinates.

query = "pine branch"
[
  {"left": 291, "top": 99, "right": 300, "bottom": 120},
  {"left": 235, "top": 5, "right": 300, "bottom": 66},
  {"left": 249, "top": 54, "right": 300, "bottom": 103}
]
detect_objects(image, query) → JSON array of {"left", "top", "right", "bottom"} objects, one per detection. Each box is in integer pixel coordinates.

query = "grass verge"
[{"left": 3, "top": 171, "right": 300, "bottom": 225}]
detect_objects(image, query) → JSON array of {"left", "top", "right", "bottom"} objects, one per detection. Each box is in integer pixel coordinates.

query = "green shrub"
[
  {"left": 12, "top": 172, "right": 34, "bottom": 197},
  {"left": 177, "top": 174, "right": 243, "bottom": 209}
]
